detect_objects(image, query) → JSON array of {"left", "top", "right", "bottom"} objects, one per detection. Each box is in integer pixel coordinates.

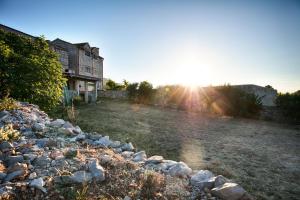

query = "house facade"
[
  {"left": 51, "top": 39, "right": 104, "bottom": 103},
  {"left": 0, "top": 24, "right": 104, "bottom": 103}
]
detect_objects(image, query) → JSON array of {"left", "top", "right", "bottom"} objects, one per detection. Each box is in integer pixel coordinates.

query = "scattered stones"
[
  {"left": 0, "top": 101, "right": 249, "bottom": 199},
  {"left": 211, "top": 182, "right": 246, "bottom": 200}
]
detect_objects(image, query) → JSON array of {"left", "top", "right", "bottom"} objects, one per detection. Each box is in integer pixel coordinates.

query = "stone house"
[{"left": 0, "top": 24, "right": 104, "bottom": 103}]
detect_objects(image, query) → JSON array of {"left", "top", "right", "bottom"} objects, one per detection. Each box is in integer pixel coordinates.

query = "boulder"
[
  {"left": 190, "top": 170, "right": 215, "bottom": 190},
  {"left": 211, "top": 182, "right": 246, "bottom": 200},
  {"left": 121, "top": 151, "right": 134, "bottom": 158},
  {"left": 132, "top": 151, "right": 147, "bottom": 162},
  {"left": 70, "top": 171, "right": 93, "bottom": 183},
  {"left": 88, "top": 159, "right": 105, "bottom": 182},
  {"left": 168, "top": 161, "right": 192, "bottom": 177}
]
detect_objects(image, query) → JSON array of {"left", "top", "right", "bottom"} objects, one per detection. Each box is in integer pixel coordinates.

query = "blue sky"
[{"left": 1, "top": 0, "right": 299, "bottom": 92}]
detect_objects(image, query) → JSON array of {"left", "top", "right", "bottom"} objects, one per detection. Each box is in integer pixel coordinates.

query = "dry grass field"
[{"left": 75, "top": 99, "right": 300, "bottom": 200}]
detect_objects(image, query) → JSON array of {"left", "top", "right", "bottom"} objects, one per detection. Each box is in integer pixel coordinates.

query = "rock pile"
[{"left": 0, "top": 102, "right": 252, "bottom": 200}]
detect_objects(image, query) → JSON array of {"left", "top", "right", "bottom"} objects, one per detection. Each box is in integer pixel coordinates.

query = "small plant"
[
  {"left": 0, "top": 97, "right": 19, "bottom": 111},
  {"left": 64, "top": 105, "right": 78, "bottom": 124},
  {"left": 73, "top": 95, "right": 82, "bottom": 106},
  {"left": 140, "top": 170, "right": 165, "bottom": 199},
  {"left": 76, "top": 184, "right": 89, "bottom": 200},
  {"left": 0, "top": 124, "right": 20, "bottom": 142}
]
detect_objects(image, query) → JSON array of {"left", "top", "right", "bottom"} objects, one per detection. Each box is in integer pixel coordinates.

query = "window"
[
  {"left": 85, "top": 66, "right": 91, "bottom": 73},
  {"left": 85, "top": 51, "right": 91, "bottom": 56}
]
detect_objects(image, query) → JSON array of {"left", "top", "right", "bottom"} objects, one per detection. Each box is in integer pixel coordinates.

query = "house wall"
[
  {"left": 51, "top": 39, "right": 78, "bottom": 74},
  {"left": 54, "top": 48, "right": 69, "bottom": 70},
  {"left": 78, "top": 49, "right": 103, "bottom": 82}
]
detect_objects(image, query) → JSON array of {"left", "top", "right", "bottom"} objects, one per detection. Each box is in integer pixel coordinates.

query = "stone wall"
[
  {"left": 98, "top": 90, "right": 128, "bottom": 99},
  {"left": 234, "top": 84, "right": 277, "bottom": 106}
]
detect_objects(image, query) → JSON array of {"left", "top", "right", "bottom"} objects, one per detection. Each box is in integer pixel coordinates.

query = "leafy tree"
[
  {"left": 0, "top": 30, "right": 66, "bottom": 111},
  {"left": 106, "top": 79, "right": 118, "bottom": 90},
  {"left": 126, "top": 82, "right": 139, "bottom": 100},
  {"left": 122, "top": 79, "right": 129, "bottom": 89},
  {"left": 138, "top": 81, "right": 154, "bottom": 103}
]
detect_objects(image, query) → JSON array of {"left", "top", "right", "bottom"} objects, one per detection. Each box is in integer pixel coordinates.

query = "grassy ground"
[{"left": 71, "top": 98, "right": 299, "bottom": 200}]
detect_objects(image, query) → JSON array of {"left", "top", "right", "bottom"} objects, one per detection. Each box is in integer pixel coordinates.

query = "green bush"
[
  {"left": 276, "top": 92, "right": 300, "bottom": 121},
  {"left": 0, "top": 30, "right": 66, "bottom": 111},
  {"left": 0, "top": 97, "right": 19, "bottom": 111}
]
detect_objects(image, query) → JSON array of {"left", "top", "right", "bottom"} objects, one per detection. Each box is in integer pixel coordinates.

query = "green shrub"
[
  {"left": 0, "top": 124, "right": 20, "bottom": 142},
  {"left": 276, "top": 92, "right": 300, "bottom": 121},
  {"left": 0, "top": 97, "right": 19, "bottom": 111},
  {"left": 0, "top": 30, "right": 66, "bottom": 111},
  {"left": 73, "top": 96, "right": 82, "bottom": 106}
]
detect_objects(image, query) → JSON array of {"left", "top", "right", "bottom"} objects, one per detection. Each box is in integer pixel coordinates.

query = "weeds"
[
  {"left": 0, "top": 124, "right": 20, "bottom": 142},
  {"left": 140, "top": 170, "right": 165, "bottom": 199},
  {"left": 0, "top": 97, "right": 19, "bottom": 111}
]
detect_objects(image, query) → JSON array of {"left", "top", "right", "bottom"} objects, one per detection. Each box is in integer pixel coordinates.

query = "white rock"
[
  {"left": 211, "top": 182, "right": 246, "bottom": 200},
  {"left": 71, "top": 171, "right": 93, "bottom": 183},
  {"left": 50, "top": 119, "right": 65, "bottom": 128},
  {"left": 121, "top": 142, "right": 134, "bottom": 151},
  {"left": 88, "top": 159, "right": 105, "bottom": 182},
  {"left": 146, "top": 155, "right": 164, "bottom": 164},
  {"left": 28, "top": 172, "right": 37, "bottom": 179},
  {"left": 168, "top": 161, "right": 192, "bottom": 177},
  {"left": 30, "top": 177, "right": 47, "bottom": 193},
  {"left": 190, "top": 170, "right": 215, "bottom": 190},
  {"left": 132, "top": 151, "right": 147, "bottom": 162},
  {"left": 95, "top": 136, "right": 112, "bottom": 147}
]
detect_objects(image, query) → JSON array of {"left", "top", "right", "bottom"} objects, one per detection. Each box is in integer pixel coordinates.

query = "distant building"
[{"left": 0, "top": 24, "right": 104, "bottom": 103}]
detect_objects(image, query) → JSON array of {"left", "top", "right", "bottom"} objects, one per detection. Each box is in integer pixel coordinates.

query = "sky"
[{"left": 0, "top": 0, "right": 299, "bottom": 92}]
